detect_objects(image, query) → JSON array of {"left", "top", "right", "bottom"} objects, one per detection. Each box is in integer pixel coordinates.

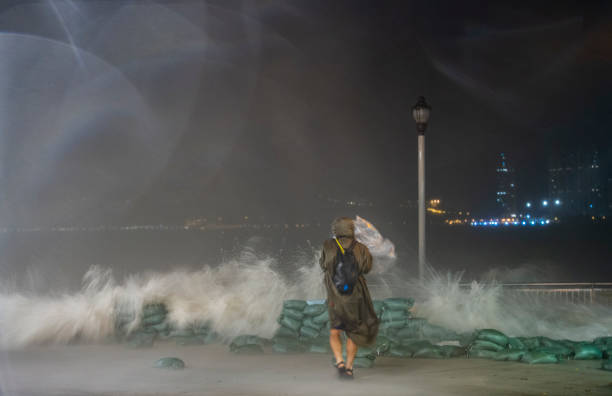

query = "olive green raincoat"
[{"left": 320, "top": 219, "right": 379, "bottom": 347}]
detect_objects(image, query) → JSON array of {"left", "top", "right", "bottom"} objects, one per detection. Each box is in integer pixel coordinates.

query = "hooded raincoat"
[{"left": 319, "top": 218, "right": 379, "bottom": 346}]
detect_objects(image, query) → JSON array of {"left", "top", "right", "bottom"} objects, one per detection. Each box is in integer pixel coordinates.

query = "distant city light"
[
  {"left": 526, "top": 202, "right": 532, "bottom": 208},
  {"left": 542, "top": 200, "right": 548, "bottom": 207},
  {"left": 589, "top": 203, "right": 593, "bottom": 208},
  {"left": 526, "top": 214, "right": 531, "bottom": 219},
  {"left": 554, "top": 199, "right": 561, "bottom": 205}
]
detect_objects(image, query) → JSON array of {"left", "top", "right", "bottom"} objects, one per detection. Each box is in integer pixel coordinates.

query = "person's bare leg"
[
  {"left": 329, "top": 329, "right": 344, "bottom": 367},
  {"left": 345, "top": 336, "right": 358, "bottom": 372}
]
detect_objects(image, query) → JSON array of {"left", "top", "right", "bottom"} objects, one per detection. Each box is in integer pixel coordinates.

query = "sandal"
[
  {"left": 334, "top": 361, "right": 346, "bottom": 377},
  {"left": 343, "top": 368, "right": 354, "bottom": 380}
]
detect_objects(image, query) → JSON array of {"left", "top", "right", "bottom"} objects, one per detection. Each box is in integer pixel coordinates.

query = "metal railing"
[{"left": 460, "top": 282, "right": 612, "bottom": 305}]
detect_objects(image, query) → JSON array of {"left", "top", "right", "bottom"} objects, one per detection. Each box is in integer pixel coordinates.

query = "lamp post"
[{"left": 412, "top": 96, "right": 431, "bottom": 281}]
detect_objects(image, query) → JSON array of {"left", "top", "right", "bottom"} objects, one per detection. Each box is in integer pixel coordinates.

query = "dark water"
[{"left": 1, "top": 222, "right": 610, "bottom": 293}]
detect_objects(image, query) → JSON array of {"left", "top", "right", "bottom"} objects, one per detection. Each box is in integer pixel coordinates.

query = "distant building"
[
  {"left": 548, "top": 148, "right": 605, "bottom": 216},
  {"left": 495, "top": 153, "right": 517, "bottom": 214}
]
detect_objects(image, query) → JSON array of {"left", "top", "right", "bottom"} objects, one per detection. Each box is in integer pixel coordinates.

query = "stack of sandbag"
[
  {"left": 272, "top": 300, "right": 308, "bottom": 353},
  {"left": 229, "top": 335, "right": 269, "bottom": 354},
  {"left": 300, "top": 300, "right": 332, "bottom": 354},
  {"left": 116, "top": 303, "right": 169, "bottom": 348},
  {"left": 378, "top": 298, "right": 414, "bottom": 335},
  {"left": 115, "top": 303, "right": 220, "bottom": 348},
  {"left": 593, "top": 336, "right": 612, "bottom": 359},
  {"left": 467, "top": 330, "right": 607, "bottom": 364}
]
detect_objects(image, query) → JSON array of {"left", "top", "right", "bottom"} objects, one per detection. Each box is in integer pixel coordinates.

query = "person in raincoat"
[{"left": 319, "top": 217, "right": 379, "bottom": 379}]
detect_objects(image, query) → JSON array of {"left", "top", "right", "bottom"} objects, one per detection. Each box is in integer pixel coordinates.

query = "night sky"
[{"left": 0, "top": 0, "right": 611, "bottom": 225}]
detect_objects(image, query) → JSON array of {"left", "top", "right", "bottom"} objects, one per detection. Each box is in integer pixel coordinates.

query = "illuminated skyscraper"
[{"left": 495, "top": 153, "right": 517, "bottom": 214}]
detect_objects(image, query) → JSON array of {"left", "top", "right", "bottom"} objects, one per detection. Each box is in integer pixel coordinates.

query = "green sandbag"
[
  {"left": 388, "top": 346, "right": 413, "bottom": 358},
  {"left": 471, "top": 339, "right": 505, "bottom": 352},
  {"left": 412, "top": 345, "right": 446, "bottom": 359},
  {"left": 169, "top": 328, "right": 194, "bottom": 337},
  {"left": 440, "top": 345, "right": 466, "bottom": 358},
  {"left": 142, "top": 313, "right": 166, "bottom": 326},
  {"left": 536, "top": 346, "right": 573, "bottom": 359},
  {"left": 279, "top": 316, "right": 302, "bottom": 332},
  {"left": 175, "top": 336, "right": 205, "bottom": 346},
  {"left": 302, "top": 317, "right": 324, "bottom": 331},
  {"left": 522, "top": 351, "right": 559, "bottom": 364},
  {"left": 593, "top": 336, "right": 612, "bottom": 347},
  {"left": 284, "top": 300, "right": 307, "bottom": 311},
  {"left": 154, "top": 357, "right": 184, "bottom": 369},
  {"left": 303, "top": 304, "right": 327, "bottom": 317},
  {"left": 149, "top": 322, "right": 170, "bottom": 333},
  {"left": 282, "top": 308, "right": 304, "bottom": 321},
  {"left": 376, "top": 335, "right": 396, "bottom": 347},
  {"left": 312, "top": 310, "right": 329, "bottom": 325},
  {"left": 517, "top": 337, "right": 540, "bottom": 350},
  {"left": 275, "top": 325, "right": 298, "bottom": 338},
  {"left": 507, "top": 337, "right": 526, "bottom": 350},
  {"left": 353, "top": 357, "right": 375, "bottom": 368},
  {"left": 602, "top": 359, "right": 612, "bottom": 371},
  {"left": 380, "top": 309, "right": 409, "bottom": 322},
  {"left": 373, "top": 300, "right": 384, "bottom": 315},
  {"left": 143, "top": 303, "right": 167, "bottom": 317},
  {"left": 233, "top": 344, "right": 265, "bottom": 354},
  {"left": 309, "top": 344, "right": 330, "bottom": 353},
  {"left": 300, "top": 325, "right": 320, "bottom": 339},
  {"left": 380, "top": 320, "right": 406, "bottom": 332},
  {"left": 468, "top": 349, "right": 498, "bottom": 359},
  {"left": 494, "top": 350, "right": 524, "bottom": 361},
  {"left": 401, "top": 340, "right": 433, "bottom": 354},
  {"left": 475, "top": 329, "right": 508, "bottom": 347},
  {"left": 127, "top": 332, "right": 155, "bottom": 348},
  {"left": 356, "top": 347, "right": 376, "bottom": 359},
  {"left": 383, "top": 297, "right": 414, "bottom": 311},
  {"left": 573, "top": 343, "right": 602, "bottom": 360}
]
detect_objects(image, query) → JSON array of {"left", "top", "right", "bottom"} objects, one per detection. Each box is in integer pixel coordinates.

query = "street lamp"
[{"left": 412, "top": 96, "right": 431, "bottom": 281}]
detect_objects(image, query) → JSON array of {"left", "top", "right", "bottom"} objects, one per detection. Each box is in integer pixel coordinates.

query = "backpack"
[{"left": 332, "top": 238, "right": 359, "bottom": 295}]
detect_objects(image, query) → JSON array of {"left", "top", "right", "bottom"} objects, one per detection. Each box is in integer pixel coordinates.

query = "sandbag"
[
  {"left": 353, "top": 357, "right": 375, "bottom": 368},
  {"left": 493, "top": 351, "right": 524, "bottom": 361},
  {"left": 282, "top": 308, "right": 304, "bottom": 321},
  {"left": 149, "top": 322, "right": 170, "bottom": 333},
  {"left": 388, "top": 346, "right": 413, "bottom": 358},
  {"left": 230, "top": 335, "right": 266, "bottom": 354},
  {"left": 593, "top": 336, "right": 612, "bottom": 347},
  {"left": 412, "top": 345, "right": 446, "bottom": 359},
  {"left": 275, "top": 325, "right": 298, "bottom": 338},
  {"left": 401, "top": 340, "right": 433, "bottom": 355},
  {"left": 168, "top": 328, "right": 194, "bottom": 338},
  {"left": 470, "top": 339, "right": 505, "bottom": 352},
  {"left": 284, "top": 300, "right": 307, "bottom": 311},
  {"left": 517, "top": 337, "right": 540, "bottom": 350},
  {"left": 380, "top": 320, "right": 406, "bottom": 332},
  {"left": 142, "top": 313, "right": 166, "bottom": 326},
  {"left": 300, "top": 325, "right": 320, "bottom": 339},
  {"left": 302, "top": 317, "right": 325, "bottom": 331},
  {"left": 521, "top": 351, "right": 559, "bottom": 364},
  {"left": 303, "top": 304, "right": 327, "bottom": 317},
  {"left": 279, "top": 316, "right": 302, "bottom": 332},
  {"left": 602, "top": 359, "right": 612, "bottom": 371},
  {"left": 143, "top": 303, "right": 167, "bottom": 317},
  {"left": 475, "top": 329, "right": 508, "bottom": 347},
  {"left": 154, "top": 357, "right": 184, "bottom": 369},
  {"left": 573, "top": 343, "right": 602, "bottom": 360},
  {"left": 468, "top": 349, "right": 498, "bottom": 359},
  {"left": 383, "top": 298, "right": 414, "bottom": 311},
  {"left": 380, "top": 309, "right": 409, "bottom": 322},
  {"left": 535, "top": 346, "right": 573, "bottom": 359},
  {"left": 507, "top": 337, "right": 526, "bottom": 350},
  {"left": 439, "top": 345, "right": 466, "bottom": 358},
  {"left": 373, "top": 300, "right": 384, "bottom": 316},
  {"left": 356, "top": 347, "right": 376, "bottom": 359},
  {"left": 312, "top": 310, "right": 329, "bottom": 325}
]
